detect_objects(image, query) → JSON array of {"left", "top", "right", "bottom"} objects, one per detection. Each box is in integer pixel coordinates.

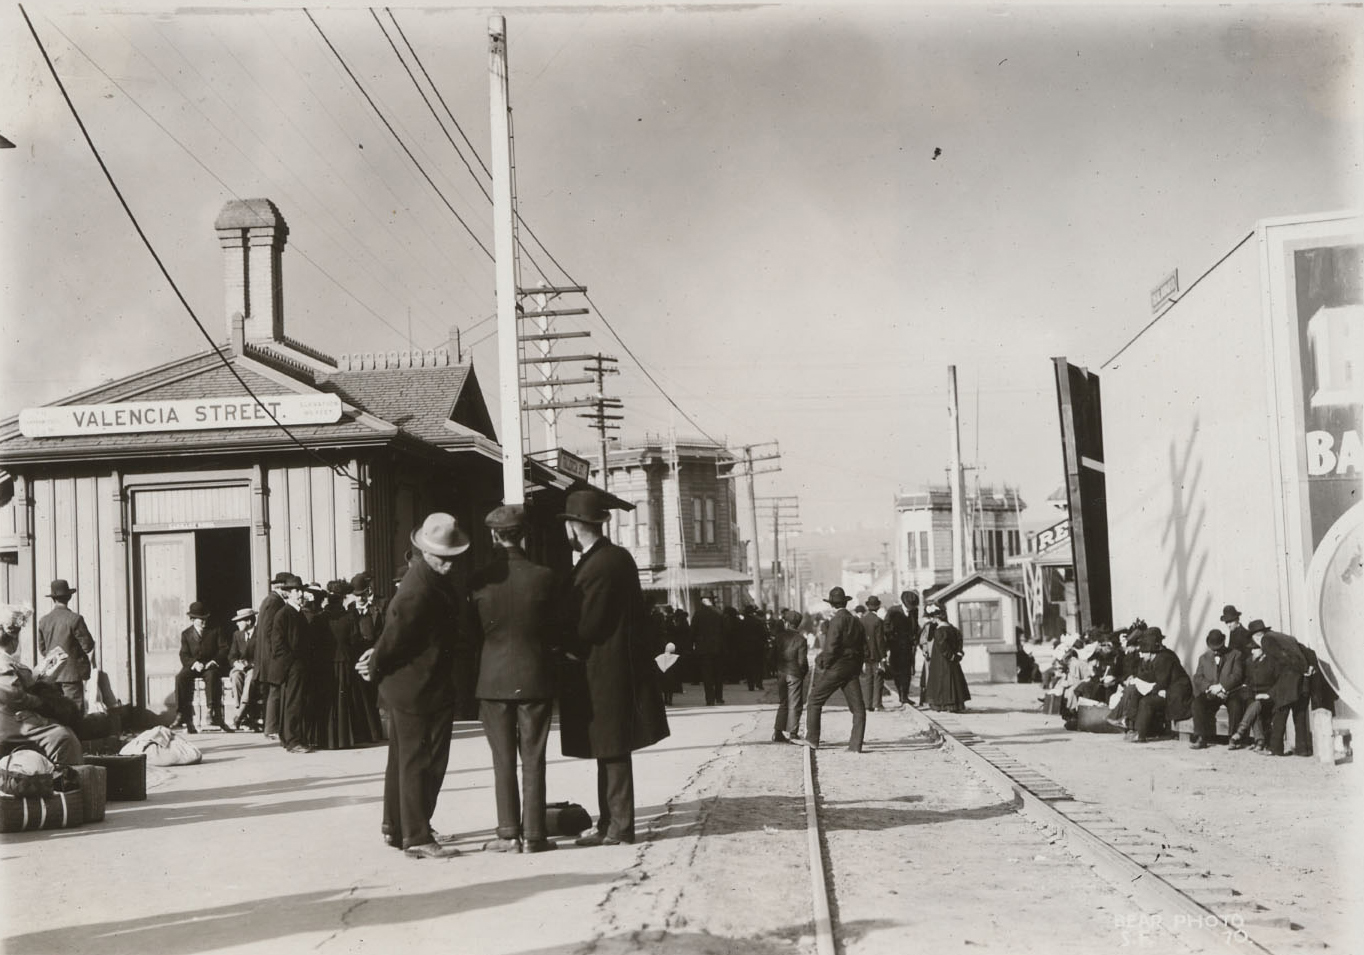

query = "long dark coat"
[
  {"left": 254, "top": 591, "right": 284, "bottom": 678},
  {"left": 923, "top": 619, "right": 971, "bottom": 710},
  {"left": 558, "top": 538, "right": 669, "bottom": 759},
  {"left": 1138, "top": 648, "right": 1194, "bottom": 723},
  {"left": 372, "top": 557, "right": 468, "bottom": 715},
  {"left": 37, "top": 605, "right": 95, "bottom": 683}
]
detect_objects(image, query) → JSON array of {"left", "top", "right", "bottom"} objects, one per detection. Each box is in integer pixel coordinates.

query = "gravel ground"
[
  {"left": 947, "top": 683, "right": 1363, "bottom": 948},
  {"left": 583, "top": 690, "right": 1198, "bottom": 955}
]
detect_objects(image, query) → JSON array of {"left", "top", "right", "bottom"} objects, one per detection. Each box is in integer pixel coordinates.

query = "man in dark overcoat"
[
  {"left": 1259, "top": 626, "right": 1311, "bottom": 756},
  {"left": 360, "top": 513, "right": 471, "bottom": 859},
  {"left": 268, "top": 575, "right": 311, "bottom": 753},
  {"left": 255, "top": 572, "right": 293, "bottom": 740},
  {"left": 858, "top": 596, "right": 887, "bottom": 712},
  {"left": 470, "top": 504, "right": 563, "bottom": 854},
  {"left": 690, "top": 595, "right": 726, "bottom": 706},
  {"left": 36, "top": 579, "right": 96, "bottom": 714},
  {"left": 770, "top": 609, "right": 810, "bottom": 743},
  {"left": 801, "top": 586, "right": 867, "bottom": 752},
  {"left": 885, "top": 594, "right": 918, "bottom": 704},
  {"left": 1124, "top": 627, "right": 1193, "bottom": 742},
  {"left": 1190, "top": 628, "right": 1245, "bottom": 749},
  {"left": 558, "top": 489, "right": 670, "bottom": 846},
  {"left": 173, "top": 601, "right": 231, "bottom": 733}
]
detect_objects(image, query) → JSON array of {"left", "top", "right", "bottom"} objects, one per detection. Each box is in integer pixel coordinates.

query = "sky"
[{"left": 1, "top": 1, "right": 1360, "bottom": 547}]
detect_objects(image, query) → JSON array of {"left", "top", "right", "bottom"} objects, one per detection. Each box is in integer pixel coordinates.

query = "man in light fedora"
[
  {"left": 470, "top": 503, "right": 563, "bottom": 853},
  {"left": 173, "top": 601, "right": 231, "bottom": 734},
  {"left": 557, "top": 489, "right": 669, "bottom": 846},
  {"left": 37, "top": 579, "right": 96, "bottom": 716},
  {"left": 227, "top": 607, "right": 261, "bottom": 731},
  {"left": 358, "top": 512, "right": 472, "bottom": 859},
  {"left": 800, "top": 586, "right": 867, "bottom": 753}
]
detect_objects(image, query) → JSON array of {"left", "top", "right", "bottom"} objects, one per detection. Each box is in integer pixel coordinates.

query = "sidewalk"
[
  {"left": 1, "top": 689, "right": 769, "bottom": 955},
  {"left": 939, "top": 682, "right": 1363, "bottom": 949}
]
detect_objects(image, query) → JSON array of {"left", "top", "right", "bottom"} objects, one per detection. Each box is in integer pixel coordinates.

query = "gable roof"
[
  {"left": 0, "top": 342, "right": 499, "bottom": 467},
  {"left": 932, "top": 572, "right": 1025, "bottom": 603}
]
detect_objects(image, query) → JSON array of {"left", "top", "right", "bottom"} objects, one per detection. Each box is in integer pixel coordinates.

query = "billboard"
[{"left": 1261, "top": 214, "right": 1363, "bottom": 710}]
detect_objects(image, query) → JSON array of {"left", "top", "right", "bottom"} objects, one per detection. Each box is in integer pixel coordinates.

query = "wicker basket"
[{"left": 0, "top": 788, "right": 86, "bottom": 833}]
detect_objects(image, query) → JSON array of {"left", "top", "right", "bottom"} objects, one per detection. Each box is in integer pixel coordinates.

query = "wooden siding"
[
  {"left": 265, "top": 463, "right": 358, "bottom": 586},
  {"left": 132, "top": 484, "right": 250, "bottom": 527}
]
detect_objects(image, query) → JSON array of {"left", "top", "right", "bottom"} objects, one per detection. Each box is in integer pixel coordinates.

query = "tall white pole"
[
  {"left": 948, "top": 366, "right": 967, "bottom": 580},
  {"left": 490, "top": 15, "right": 524, "bottom": 505}
]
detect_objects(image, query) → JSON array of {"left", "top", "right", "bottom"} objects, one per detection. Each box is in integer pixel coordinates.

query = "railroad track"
[{"left": 793, "top": 705, "right": 1334, "bottom": 955}]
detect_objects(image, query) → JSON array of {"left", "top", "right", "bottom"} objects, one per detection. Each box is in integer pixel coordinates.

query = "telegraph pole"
[
  {"left": 948, "top": 365, "right": 968, "bottom": 580},
  {"left": 719, "top": 442, "right": 781, "bottom": 607},
  {"left": 489, "top": 15, "right": 524, "bottom": 504},
  {"left": 756, "top": 495, "right": 799, "bottom": 612},
  {"left": 578, "top": 354, "right": 622, "bottom": 491}
]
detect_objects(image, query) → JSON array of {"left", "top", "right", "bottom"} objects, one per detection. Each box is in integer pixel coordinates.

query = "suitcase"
[
  {"left": 546, "top": 801, "right": 592, "bottom": 837},
  {"left": 82, "top": 754, "right": 146, "bottom": 801},
  {"left": 65, "top": 764, "right": 108, "bottom": 822},
  {"left": 0, "top": 789, "right": 86, "bottom": 832}
]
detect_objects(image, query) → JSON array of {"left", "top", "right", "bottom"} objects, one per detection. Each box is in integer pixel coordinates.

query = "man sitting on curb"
[
  {"left": 1229, "top": 621, "right": 1278, "bottom": 752},
  {"left": 1190, "top": 628, "right": 1245, "bottom": 749}
]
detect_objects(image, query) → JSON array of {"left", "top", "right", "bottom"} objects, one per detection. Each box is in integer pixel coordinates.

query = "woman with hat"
[
  {"left": 921, "top": 601, "right": 970, "bottom": 714},
  {"left": 314, "top": 580, "right": 382, "bottom": 750}
]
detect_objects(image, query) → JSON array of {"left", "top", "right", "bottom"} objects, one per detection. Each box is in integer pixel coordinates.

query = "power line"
[
  {"left": 1101, "top": 229, "right": 1255, "bottom": 369},
  {"left": 48, "top": 18, "right": 439, "bottom": 348},
  {"left": 304, "top": 8, "right": 494, "bottom": 263},
  {"left": 19, "top": 4, "right": 363, "bottom": 487}
]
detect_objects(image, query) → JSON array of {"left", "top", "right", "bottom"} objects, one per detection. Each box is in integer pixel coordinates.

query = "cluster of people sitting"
[
  {"left": 1038, "top": 604, "right": 1338, "bottom": 754},
  {"left": 175, "top": 573, "right": 387, "bottom": 755}
]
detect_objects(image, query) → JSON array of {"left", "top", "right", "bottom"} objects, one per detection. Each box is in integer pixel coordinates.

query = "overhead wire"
[
  {"left": 18, "top": 3, "right": 364, "bottom": 486},
  {"left": 304, "top": 8, "right": 495, "bottom": 263},
  {"left": 49, "top": 17, "right": 442, "bottom": 348}
]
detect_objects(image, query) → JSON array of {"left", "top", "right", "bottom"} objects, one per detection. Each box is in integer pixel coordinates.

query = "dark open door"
[{"left": 1052, "top": 358, "right": 1113, "bottom": 632}]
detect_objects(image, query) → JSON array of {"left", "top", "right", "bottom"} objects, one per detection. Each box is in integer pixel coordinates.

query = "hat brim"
[
  {"left": 410, "top": 528, "right": 470, "bottom": 557},
  {"left": 48, "top": 589, "right": 76, "bottom": 597},
  {"left": 824, "top": 598, "right": 850, "bottom": 606},
  {"left": 188, "top": 612, "right": 210, "bottom": 619},
  {"left": 557, "top": 512, "right": 609, "bottom": 523}
]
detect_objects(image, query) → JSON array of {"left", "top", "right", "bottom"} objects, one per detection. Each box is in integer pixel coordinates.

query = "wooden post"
[
  {"left": 490, "top": 15, "right": 524, "bottom": 505},
  {"left": 948, "top": 366, "right": 967, "bottom": 580}
]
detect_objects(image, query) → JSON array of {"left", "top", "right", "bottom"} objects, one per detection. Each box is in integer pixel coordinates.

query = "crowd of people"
[{"left": 1030, "top": 604, "right": 1339, "bottom": 754}]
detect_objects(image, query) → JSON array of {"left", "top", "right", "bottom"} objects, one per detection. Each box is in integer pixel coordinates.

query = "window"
[
  {"left": 704, "top": 497, "right": 716, "bottom": 544},
  {"left": 919, "top": 531, "right": 929, "bottom": 568},
  {"left": 958, "top": 599, "right": 1002, "bottom": 643},
  {"left": 907, "top": 531, "right": 918, "bottom": 569},
  {"left": 994, "top": 530, "right": 1004, "bottom": 566},
  {"left": 635, "top": 501, "right": 651, "bottom": 550},
  {"left": 692, "top": 498, "right": 703, "bottom": 544}
]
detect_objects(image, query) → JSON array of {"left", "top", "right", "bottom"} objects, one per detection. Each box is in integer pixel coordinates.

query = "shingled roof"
[{"left": 0, "top": 343, "right": 499, "bottom": 466}]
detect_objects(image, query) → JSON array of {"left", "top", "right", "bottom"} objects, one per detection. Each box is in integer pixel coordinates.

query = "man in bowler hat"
[
  {"left": 173, "top": 601, "right": 232, "bottom": 733},
  {"left": 269, "top": 575, "right": 312, "bottom": 753},
  {"left": 800, "top": 586, "right": 867, "bottom": 752},
  {"left": 470, "top": 503, "right": 564, "bottom": 853},
  {"left": 37, "top": 579, "right": 96, "bottom": 715},
  {"left": 256, "top": 571, "right": 296, "bottom": 740},
  {"left": 358, "top": 512, "right": 472, "bottom": 859},
  {"left": 557, "top": 489, "right": 670, "bottom": 846}
]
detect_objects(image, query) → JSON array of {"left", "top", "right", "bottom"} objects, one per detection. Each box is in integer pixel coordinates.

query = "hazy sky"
[{"left": 1, "top": 1, "right": 1360, "bottom": 539}]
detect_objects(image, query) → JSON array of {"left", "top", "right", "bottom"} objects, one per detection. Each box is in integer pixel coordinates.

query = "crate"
[
  {"left": 0, "top": 789, "right": 86, "bottom": 832},
  {"left": 81, "top": 753, "right": 146, "bottom": 801}
]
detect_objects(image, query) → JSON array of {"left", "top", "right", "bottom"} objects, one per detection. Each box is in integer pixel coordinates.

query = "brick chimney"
[{"left": 215, "top": 199, "right": 288, "bottom": 344}]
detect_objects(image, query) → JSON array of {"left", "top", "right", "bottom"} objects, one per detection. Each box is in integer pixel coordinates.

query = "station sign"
[
  {"left": 19, "top": 394, "right": 343, "bottom": 437},
  {"left": 555, "top": 448, "right": 591, "bottom": 481},
  {"left": 1150, "top": 269, "right": 1179, "bottom": 312},
  {"left": 1033, "top": 518, "right": 1071, "bottom": 553}
]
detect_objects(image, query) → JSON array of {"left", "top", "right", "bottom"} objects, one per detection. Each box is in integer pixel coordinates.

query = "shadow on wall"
[{"left": 1161, "top": 416, "right": 1213, "bottom": 661}]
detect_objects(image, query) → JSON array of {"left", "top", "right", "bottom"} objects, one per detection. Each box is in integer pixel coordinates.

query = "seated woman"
[{"left": 0, "top": 603, "right": 84, "bottom": 765}]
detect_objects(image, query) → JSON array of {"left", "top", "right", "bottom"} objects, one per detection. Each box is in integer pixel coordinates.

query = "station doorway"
[{"left": 135, "top": 527, "right": 252, "bottom": 714}]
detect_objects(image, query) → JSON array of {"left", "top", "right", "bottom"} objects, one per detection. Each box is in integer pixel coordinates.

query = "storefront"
[{"left": 0, "top": 199, "right": 520, "bottom": 715}]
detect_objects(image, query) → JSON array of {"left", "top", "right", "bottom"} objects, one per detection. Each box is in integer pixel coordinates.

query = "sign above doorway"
[{"left": 19, "top": 394, "right": 343, "bottom": 438}]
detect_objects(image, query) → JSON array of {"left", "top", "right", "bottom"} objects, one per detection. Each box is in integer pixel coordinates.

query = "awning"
[{"left": 642, "top": 566, "right": 753, "bottom": 592}]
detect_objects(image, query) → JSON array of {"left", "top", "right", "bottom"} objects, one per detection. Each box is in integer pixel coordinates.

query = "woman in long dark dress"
[
  {"left": 348, "top": 575, "right": 387, "bottom": 741},
  {"left": 302, "top": 584, "right": 335, "bottom": 748},
  {"left": 318, "top": 579, "right": 385, "bottom": 749},
  {"left": 921, "top": 602, "right": 970, "bottom": 713}
]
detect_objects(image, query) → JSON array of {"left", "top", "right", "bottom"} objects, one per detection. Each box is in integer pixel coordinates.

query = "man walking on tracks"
[
  {"left": 859, "top": 596, "right": 887, "bottom": 712},
  {"left": 358, "top": 512, "right": 472, "bottom": 859},
  {"left": 558, "top": 489, "right": 670, "bottom": 846},
  {"left": 801, "top": 586, "right": 867, "bottom": 753},
  {"left": 469, "top": 504, "right": 562, "bottom": 854}
]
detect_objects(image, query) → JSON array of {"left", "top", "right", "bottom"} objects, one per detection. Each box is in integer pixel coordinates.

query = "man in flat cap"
[
  {"left": 801, "top": 586, "right": 868, "bottom": 752},
  {"left": 359, "top": 512, "right": 473, "bottom": 859},
  {"left": 470, "top": 503, "right": 565, "bottom": 853},
  {"left": 37, "top": 579, "right": 96, "bottom": 716},
  {"left": 557, "top": 489, "right": 670, "bottom": 846}
]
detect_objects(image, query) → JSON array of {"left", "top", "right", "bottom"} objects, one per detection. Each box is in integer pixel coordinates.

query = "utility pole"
[
  {"left": 489, "top": 15, "right": 524, "bottom": 504},
  {"left": 719, "top": 442, "right": 781, "bottom": 608},
  {"left": 756, "top": 495, "right": 799, "bottom": 612},
  {"left": 948, "top": 365, "right": 967, "bottom": 580},
  {"left": 578, "top": 354, "right": 622, "bottom": 491}
]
